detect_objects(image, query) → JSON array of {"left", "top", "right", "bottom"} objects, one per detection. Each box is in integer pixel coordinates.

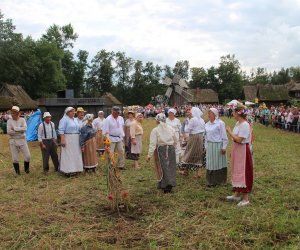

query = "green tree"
[
  {"left": 87, "top": 50, "right": 114, "bottom": 96},
  {"left": 173, "top": 60, "right": 189, "bottom": 79},
  {"left": 42, "top": 24, "right": 78, "bottom": 50},
  {"left": 189, "top": 67, "right": 207, "bottom": 88},
  {"left": 217, "top": 54, "right": 243, "bottom": 102}
]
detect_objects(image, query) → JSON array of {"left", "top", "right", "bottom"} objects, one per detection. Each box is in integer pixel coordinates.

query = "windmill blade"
[
  {"left": 163, "top": 77, "right": 172, "bottom": 86},
  {"left": 165, "top": 87, "right": 173, "bottom": 98},
  {"left": 179, "top": 78, "right": 189, "bottom": 88}
]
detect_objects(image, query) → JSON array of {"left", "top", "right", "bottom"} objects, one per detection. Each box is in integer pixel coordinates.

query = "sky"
[{"left": 2, "top": 0, "right": 300, "bottom": 72}]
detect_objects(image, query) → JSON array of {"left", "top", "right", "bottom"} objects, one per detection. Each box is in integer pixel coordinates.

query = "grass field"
[{"left": 0, "top": 117, "right": 299, "bottom": 249}]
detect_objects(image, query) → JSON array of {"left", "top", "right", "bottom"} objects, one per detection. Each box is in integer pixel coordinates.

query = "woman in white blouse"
[
  {"left": 166, "top": 108, "right": 181, "bottom": 164},
  {"left": 205, "top": 108, "right": 228, "bottom": 186},
  {"left": 180, "top": 107, "right": 205, "bottom": 177},
  {"left": 226, "top": 103, "right": 254, "bottom": 207},
  {"left": 147, "top": 113, "right": 177, "bottom": 193}
]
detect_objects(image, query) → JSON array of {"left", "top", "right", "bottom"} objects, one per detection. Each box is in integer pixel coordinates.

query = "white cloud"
[{"left": 1, "top": 0, "right": 300, "bottom": 72}]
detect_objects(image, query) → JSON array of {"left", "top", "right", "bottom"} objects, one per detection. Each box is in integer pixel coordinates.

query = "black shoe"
[
  {"left": 24, "top": 162, "right": 30, "bottom": 174},
  {"left": 13, "top": 163, "right": 20, "bottom": 175}
]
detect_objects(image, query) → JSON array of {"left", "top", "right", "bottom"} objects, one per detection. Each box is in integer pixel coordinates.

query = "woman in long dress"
[
  {"left": 205, "top": 108, "right": 228, "bottom": 186},
  {"left": 92, "top": 111, "right": 106, "bottom": 152},
  {"left": 147, "top": 113, "right": 177, "bottom": 193},
  {"left": 128, "top": 113, "right": 144, "bottom": 169},
  {"left": 80, "top": 114, "right": 98, "bottom": 172},
  {"left": 166, "top": 108, "right": 181, "bottom": 164},
  {"left": 58, "top": 107, "right": 83, "bottom": 176},
  {"left": 226, "top": 103, "right": 254, "bottom": 207},
  {"left": 124, "top": 110, "right": 135, "bottom": 157},
  {"left": 180, "top": 107, "right": 205, "bottom": 177}
]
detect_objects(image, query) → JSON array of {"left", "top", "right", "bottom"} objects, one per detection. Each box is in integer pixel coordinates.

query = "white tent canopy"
[
  {"left": 226, "top": 99, "right": 239, "bottom": 106},
  {"left": 245, "top": 101, "right": 255, "bottom": 106}
]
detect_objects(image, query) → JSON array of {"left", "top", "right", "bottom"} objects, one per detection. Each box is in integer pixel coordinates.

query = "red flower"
[
  {"left": 122, "top": 192, "right": 129, "bottom": 198},
  {"left": 107, "top": 194, "right": 113, "bottom": 200}
]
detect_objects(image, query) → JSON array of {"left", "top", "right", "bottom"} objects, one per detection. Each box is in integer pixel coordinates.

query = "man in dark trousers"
[{"left": 38, "top": 112, "right": 59, "bottom": 172}]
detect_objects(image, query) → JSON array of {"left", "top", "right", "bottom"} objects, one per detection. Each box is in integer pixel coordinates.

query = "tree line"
[{"left": 1, "top": 11, "right": 300, "bottom": 105}]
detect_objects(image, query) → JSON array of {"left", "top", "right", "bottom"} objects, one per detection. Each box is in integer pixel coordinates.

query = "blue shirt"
[{"left": 58, "top": 116, "right": 81, "bottom": 135}]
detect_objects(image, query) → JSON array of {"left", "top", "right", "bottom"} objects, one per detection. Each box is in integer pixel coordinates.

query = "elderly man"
[
  {"left": 38, "top": 112, "right": 59, "bottom": 173},
  {"left": 75, "top": 107, "right": 86, "bottom": 127},
  {"left": 102, "top": 106, "right": 125, "bottom": 169},
  {"left": 7, "top": 106, "right": 31, "bottom": 175}
]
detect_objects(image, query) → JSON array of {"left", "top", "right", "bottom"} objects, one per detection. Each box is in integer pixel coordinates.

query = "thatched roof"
[
  {"left": 258, "top": 84, "right": 289, "bottom": 101},
  {"left": 0, "top": 96, "right": 19, "bottom": 111},
  {"left": 102, "top": 92, "right": 122, "bottom": 105},
  {"left": 0, "top": 83, "right": 37, "bottom": 110},
  {"left": 243, "top": 85, "right": 257, "bottom": 101},
  {"left": 289, "top": 83, "right": 300, "bottom": 92},
  {"left": 187, "top": 88, "right": 219, "bottom": 103}
]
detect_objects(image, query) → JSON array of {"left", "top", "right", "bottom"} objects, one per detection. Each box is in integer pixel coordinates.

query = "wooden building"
[
  {"left": 38, "top": 92, "right": 122, "bottom": 125},
  {"left": 0, "top": 83, "right": 37, "bottom": 111},
  {"left": 164, "top": 75, "right": 219, "bottom": 106}
]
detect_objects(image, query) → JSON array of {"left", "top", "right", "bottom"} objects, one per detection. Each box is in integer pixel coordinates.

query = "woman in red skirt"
[{"left": 226, "top": 103, "right": 254, "bottom": 207}]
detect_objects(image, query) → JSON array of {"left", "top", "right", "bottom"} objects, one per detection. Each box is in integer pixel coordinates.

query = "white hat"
[
  {"left": 43, "top": 112, "right": 52, "bottom": 118},
  {"left": 98, "top": 111, "right": 104, "bottom": 114},
  {"left": 168, "top": 108, "right": 176, "bottom": 115},
  {"left": 11, "top": 106, "right": 20, "bottom": 112}
]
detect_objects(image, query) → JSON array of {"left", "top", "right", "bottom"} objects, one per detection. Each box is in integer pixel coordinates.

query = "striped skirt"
[
  {"left": 180, "top": 133, "right": 204, "bottom": 169},
  {"left": 82, "top": 137, "right": 98, "bottom": 169},
  {"left": 205, "top": 142, "right": 227, "bottom": 186}
]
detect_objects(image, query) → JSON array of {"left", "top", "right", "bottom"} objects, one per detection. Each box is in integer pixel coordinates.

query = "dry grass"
[{"left": 0, "top": 118, "right": 299, "bottom": 249}]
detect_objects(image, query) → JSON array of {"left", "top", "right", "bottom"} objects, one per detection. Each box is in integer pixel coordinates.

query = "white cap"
[
  {"left": 64, "top": 107, "right": 75, "bottom": 114},
  {"left": 11, "top": 106, "right": 20, "bottom": 112},
  {"left": 98, "top": 111, "right": 104, "bottom": 114},
  {"left": 43, "top": 112, "right": 52, "bottom": 118}
]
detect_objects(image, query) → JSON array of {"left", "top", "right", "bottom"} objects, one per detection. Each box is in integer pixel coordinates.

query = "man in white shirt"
[
  {"left": 102, "top": 106, "right": 125, "bottom": 169},
  {"left": 7, "top": 106, "right": 31, "bottom": 175},
  {"left": 38, "top": 112, "right": 59, "bottom": 172}
]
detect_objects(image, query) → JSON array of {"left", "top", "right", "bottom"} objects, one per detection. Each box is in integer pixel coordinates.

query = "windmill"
[{"left": 163, "top": 74, "right": 193, "bottom": 105}]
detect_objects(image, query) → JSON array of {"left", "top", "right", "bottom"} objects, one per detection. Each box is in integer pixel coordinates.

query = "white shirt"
[
  {"left": 75, "top": 117, "right": 84, "bottom": 128},
  {"left": 7, "top": 117, "right": 27, "bottom": 139},
  {"left": 232, "top": 121, "right": 251, "bottom": 144},
  {"left": 147, "top": 123, "right": 177, "bottom": 157},
  {"left": 205, "top": 119, "right": 228, "bottom": 149},
  {"left": 188, "top": 117, "right": 205, "bottom": 134},
  {"left": 166, "top": 117, "right": 181, "bottom": 135},
  {"left": 38, "top": 121, "right": 57, "bottom": 141},
  {"left": 93, "top": 117, "right": 106, "bottom": 131},
  {"left": 102, "top": 114, "right": 125, "bottom": 142}
]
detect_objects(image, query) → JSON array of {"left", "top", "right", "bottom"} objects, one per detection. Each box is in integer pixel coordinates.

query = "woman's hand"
[
  {"left": 132, "top": 138, "right": 137, "bottom": 145},
  {"left": 226, "top": 126, "right": 232, "bottom": 134}
]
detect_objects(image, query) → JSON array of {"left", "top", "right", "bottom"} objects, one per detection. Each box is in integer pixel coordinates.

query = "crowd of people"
[{"left": 4, "top": 102, "right": 257, "bottom": 207}]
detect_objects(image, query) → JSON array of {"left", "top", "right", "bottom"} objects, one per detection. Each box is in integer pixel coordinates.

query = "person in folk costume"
[
  {"left": 124, "top": 110, "right": 135, "bottom": 157},
  {"left": 166, "top": 108, "right": 182, "bottom": 164},
  {"left": 75, "top": 107, "right": 86, "bottom": 128},
  {"left": 127, "top": 113, "right": 144, "bottom": 169},
  {"left": 7, "top": 106, "right": 31, "bottom": 175},
  {"left": 58, "top": 107, "right": 83, "bottom": 176},
  {"left": 226, "top": 103, "right": 254, "bottom": 207},
  {"left": 147, "top": 113, "right": 177, "bottom": 193},
  {"left": 80, "top": 114, "right": 98, "bottom": 172},
  {"left": 38, "top": 112, "right": 59, "bottom": 173},
  {"left": 180, "top": 107, "right": 205, "bottom": 178},
  {"left": 92, "top": 111, "right": 106, "bottom": 151},
  {"left": 102, "top": 106, "right": 125, "bottom": 169},
  {"left": 204, "top": 108, "right": 228, "bottom": 186}
]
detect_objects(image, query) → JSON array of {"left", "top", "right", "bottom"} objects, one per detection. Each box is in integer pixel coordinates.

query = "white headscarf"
[
  {"left": 209, "top": 108, "right": 219, "bottom": 119},
  {"left": 82, "top": 114, "right": 94, "bottom": 126},
  {"left": 64, "top": 106, "right": 75, "bottom": 114},
  {"left": 191, "top": 107, "right": 203, "bottom": 119},
  {"left": 168, "top": 108, "right": 176, "bottom": 115},
  {"left": 155, "top": 113, "right": 166, "bottom": 123}
]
